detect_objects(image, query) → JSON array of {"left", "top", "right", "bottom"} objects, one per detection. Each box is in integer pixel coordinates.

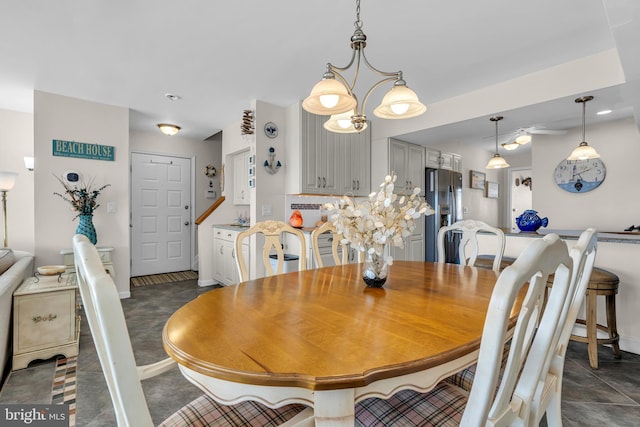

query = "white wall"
[
  {"left": 533, "top": 117, "right": 640, "bottom": 231},
  {"left": 34, "top": 91, "right": 131, "bottom": 297},
  {"left": 0, "top": 109, "right": 34, "bottom": 252}
]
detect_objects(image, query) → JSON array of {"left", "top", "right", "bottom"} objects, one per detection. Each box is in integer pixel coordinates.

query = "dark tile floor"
[{"left": 1, "top": 279, "right": 640, "bottom": 426}]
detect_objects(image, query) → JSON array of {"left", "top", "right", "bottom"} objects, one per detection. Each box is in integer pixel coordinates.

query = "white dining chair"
[
  {"left": 355, "top": 233, "right": 574, "bottom": 426},
  {"left": 235, "top": 220, "right": 307, "bottom": 282},
  {"left": 437, "top": 219, "right": 506, "bottom": 272},
  {"left": 311, "top": 222, "right": 358, "bottom": 267},
  {"left": 73, "top": 234, "right": 307, "bottom": 427}
]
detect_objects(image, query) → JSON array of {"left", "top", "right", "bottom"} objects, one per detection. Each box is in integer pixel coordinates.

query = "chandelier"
[
  {"left": 302, "top": 0, "right": 426, "bottom": 133},
  {"left": 486, "top": 116, "right": 510, "bottom": 169}
]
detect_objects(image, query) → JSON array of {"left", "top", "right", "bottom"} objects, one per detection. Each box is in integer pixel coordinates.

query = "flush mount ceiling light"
[
  {"left": 567, "top": 95, "right": 600, "bottom": 161},
  {"left": 486, "top": 116, "right": 510, "bottom": 169},
  {"left": 157, "top": 123, "right": 181, "bottom": 136},
  {"left": 303, "top": 0, "right": 426, "bottom": 133}
]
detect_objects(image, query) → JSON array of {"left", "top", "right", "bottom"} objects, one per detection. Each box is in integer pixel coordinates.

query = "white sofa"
[{"left": 0, "top": 249, "right": 34, "bottom": 381}]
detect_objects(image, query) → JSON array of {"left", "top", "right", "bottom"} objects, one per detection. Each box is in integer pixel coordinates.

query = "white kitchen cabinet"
[
  {"left": 213, "top": 227, "right": 249, "bottom": 285},
  {"left": 390, "top": 216, "right": 425, "bottom": 262},
  {"left": 301, "top": 108, "right": 370, "bottom": 195},
  {"left": 389, "top": 138, "right": 425, "bottom": 195},
  {"left": 440, "top": 152, "right": 463, "bottom": 172},
  {"left": 339, "top": 126, "right": 371, "bottom": 197},
  {"left": 233, "top": 150, "right": 250, "bottom": 205},
  {"left": 425, "top": 148, "right": 442, "bottom": 169}
]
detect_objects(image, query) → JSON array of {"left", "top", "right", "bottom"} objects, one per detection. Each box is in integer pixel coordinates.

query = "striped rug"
[
  {"left": 130, "top": 270, "right": 199, "bottom": 287},
  {"left": 52, "top": 356, "right": 77, "bottom": 427}
]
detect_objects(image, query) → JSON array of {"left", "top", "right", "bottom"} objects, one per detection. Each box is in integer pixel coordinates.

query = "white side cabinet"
[
  {"left": 213, "top": 227, "right": 249, "bottom": 285},
  {"left": 60, "top": 246, "right": 114, "bottom": 277},
  {"left": 233, "top": 150, "right": 250, "bottom": 205},
  {"left": 13, "top": 274, "right": 79, "bottom": 370}
]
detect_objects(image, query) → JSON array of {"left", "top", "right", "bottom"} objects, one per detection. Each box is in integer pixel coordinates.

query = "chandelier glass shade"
[
  {"left": 323, "top": 110, "right": 368, "bottom": 133},
  {"left": 486, "top": 116, "right": 510, "bottom": 169},
  {"left": 567, "top": 96, "right": 600, "bottom": 161},
  {"left": 303, "top": 0, "right": 426, "bottom": 133}
]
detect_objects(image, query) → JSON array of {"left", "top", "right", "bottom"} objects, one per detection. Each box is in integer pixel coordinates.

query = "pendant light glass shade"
[
  {"left": 373, "top": 83, "right": 426, "bottom": 119},
  {"left": 515, "top": 133, "right": 532, "bottom": 144},
  {"left": 0, "top": 171, "right": 18, "bottom": 192},
  {"left": 323, "top": 110, "right": 368, "bottom": 133},
  {"left": 302, "top": 77, "right": 356, "bottom": 115},
  {"left": 502, "top": 141, "right": 520, "bottom": 151},
  {"left": 486, "top": 116, "right": 510, "bottom": 169},
  {"left": 567, "top": 95, "right": 600, "bottom": 161}
]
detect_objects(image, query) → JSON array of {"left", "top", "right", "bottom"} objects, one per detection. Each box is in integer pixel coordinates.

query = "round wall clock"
[
  {"left": 264, "top": 122, "right": 278, "bottom": 138},
  {"left": 554, "top": 158, "right": 606, "bottom": 193}
]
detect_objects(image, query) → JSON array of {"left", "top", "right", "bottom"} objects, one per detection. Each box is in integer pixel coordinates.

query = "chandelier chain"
[{"left": 355, "top": 0, "right": 362, "bottom": 29}]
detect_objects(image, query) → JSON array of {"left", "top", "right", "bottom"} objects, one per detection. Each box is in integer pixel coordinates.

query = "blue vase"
[{"left": 76, "top": 214, "right": 97, "bottom": 244}]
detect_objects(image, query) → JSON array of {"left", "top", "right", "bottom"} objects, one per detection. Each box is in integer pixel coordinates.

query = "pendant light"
[
  {"left": 567, "top": 96, "right": 600, "bottom": 161},
  {"left": 302, "top": 0, "right": 426, "bottom": 133},
  {"left": 486, "top": 116, "right": 510, "bottom": 169}
]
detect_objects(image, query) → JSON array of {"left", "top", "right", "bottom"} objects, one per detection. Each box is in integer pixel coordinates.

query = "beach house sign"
[{"left": 52, "top": 139, "right": 115, "bottom": 161}]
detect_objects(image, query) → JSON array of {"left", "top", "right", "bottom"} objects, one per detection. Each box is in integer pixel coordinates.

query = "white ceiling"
[{"left": 1, "top": 0, "right": 639, "bottom": 147}]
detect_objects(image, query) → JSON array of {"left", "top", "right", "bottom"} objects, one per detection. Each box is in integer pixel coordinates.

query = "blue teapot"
[{"left": 516, "top": 210, "right": 548, "bottom": 233}]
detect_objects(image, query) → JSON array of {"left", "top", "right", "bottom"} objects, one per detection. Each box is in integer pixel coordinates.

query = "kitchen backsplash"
[{"left": 285, "top": 195, "right": 341, "bottom": 228}]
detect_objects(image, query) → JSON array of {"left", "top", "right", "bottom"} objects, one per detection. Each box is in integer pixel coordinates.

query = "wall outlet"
[
  {"left": 262, "top": 204, "right": 272, "bottom": 216},
  {"left": 463, "top": 206, "right": 470, "bottom": 214},
  {"left": 107, "top": 202, "right": 117, "bottom": 213}
]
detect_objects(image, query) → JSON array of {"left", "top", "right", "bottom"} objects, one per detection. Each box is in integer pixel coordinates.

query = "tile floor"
[{"left": 1, "top": 279, "right": 640, "bottom": 426}]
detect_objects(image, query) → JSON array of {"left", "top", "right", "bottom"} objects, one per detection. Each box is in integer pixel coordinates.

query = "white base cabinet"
[
  {"left": 213, "top": 227, "right": 249, "bottom": 285},
  {"left": 12, "top": 274, "right": 79, "bottom": 370}
]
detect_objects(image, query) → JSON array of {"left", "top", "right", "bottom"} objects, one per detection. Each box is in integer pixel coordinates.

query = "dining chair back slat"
[
  {"left": 311, "top": 222, "right": 355, "bottom": 268},
  {"left": 437, "top": 220, "right": 506, "bottom": 272},
  {"left": 235, "top": 220, "right": 307, "bottom": 282}
]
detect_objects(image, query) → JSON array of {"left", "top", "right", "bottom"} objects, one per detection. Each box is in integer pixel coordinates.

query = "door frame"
[
  {"left": 130, "top": 150, "right": 197, "bottom": 274},
  {"left": 507, "top": 166, "right": 533, "bottom": 233}
]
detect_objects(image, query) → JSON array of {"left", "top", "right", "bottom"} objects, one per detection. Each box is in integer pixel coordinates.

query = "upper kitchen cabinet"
[
  {"left": 425, "top": 148, "right": 463, "bottom": 172},
  {"left": 233, "top": 149, "right": 250, "bottom": 205},
  {"left": 389, "top": 138, "right": 425, "bottom": 195},
  {"left": 300, "top": 108, "right": 371, "bottom": 196}
]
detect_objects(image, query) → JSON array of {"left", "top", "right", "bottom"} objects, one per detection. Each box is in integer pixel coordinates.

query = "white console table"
[{"left": 60, "top": 246, "right": 114, "bottom": 277}]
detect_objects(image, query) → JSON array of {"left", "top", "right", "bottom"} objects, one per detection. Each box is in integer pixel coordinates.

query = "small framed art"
[
  {"left": 486, "top": 181, "right": 499, "bottom": 199},
  {"left": 470, "top": 170, "right": 486, "bottom": 190}
]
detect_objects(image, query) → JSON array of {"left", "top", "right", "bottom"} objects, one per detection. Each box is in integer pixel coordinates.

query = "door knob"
[{"left": 184, "top": 221, "right": 190, "bottom": 226}]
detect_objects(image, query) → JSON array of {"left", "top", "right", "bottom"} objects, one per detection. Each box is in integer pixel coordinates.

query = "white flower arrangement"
[{"left": 324, "top": 173, "right": 435, "bottom": 267}]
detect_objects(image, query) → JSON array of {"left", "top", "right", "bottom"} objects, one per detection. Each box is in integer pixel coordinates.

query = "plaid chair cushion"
[
  {"left": 159, "top": 395, "right": 307, "bottom": 427},
  {"left": 444, "top": 341, "right": 512, "bottom": 392},
  {"left": 355, "top": 383, "right": 468, "bottom": 427}
]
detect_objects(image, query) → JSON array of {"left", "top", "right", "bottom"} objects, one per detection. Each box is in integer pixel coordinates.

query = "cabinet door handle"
[
  {"left": 231, "top": 248, "right": 236, "bottom": 259},
  {"left": 220, "top": 246, "right": 223, "bottom": 255},
  {"left": 322, "top": 177, "right": 326, "bottom": 188},
  {"left": 318, "top": 177, "right": 321, "bottom": 187},
  {"left": 352, "top": 180, "right": 355, "bottom": 190},
  {"left": 356, "top": 180, "right": 360, "bottom": 190}
]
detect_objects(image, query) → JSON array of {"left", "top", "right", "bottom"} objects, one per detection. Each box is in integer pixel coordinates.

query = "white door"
[
  {"left": 509, "top": 168, "right": 533, "bottom": 233},
  {"left": 131, "top": 153, "right": 192, "bottom": 276}
]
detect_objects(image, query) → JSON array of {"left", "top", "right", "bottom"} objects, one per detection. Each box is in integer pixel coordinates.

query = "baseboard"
[
  {"left": 198, "top": 278, "right": 217, "bottom": 287},
  {"left": 119, "top": 291, "right": 131, "bottom": 299},
  {"left": 620, "top": 336, "right": 640, "bottom": 356}
]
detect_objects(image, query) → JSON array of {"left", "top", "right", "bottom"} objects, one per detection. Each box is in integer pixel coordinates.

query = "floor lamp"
[{"left": 0, "top": 171, "right": 18, "bottom": 247}]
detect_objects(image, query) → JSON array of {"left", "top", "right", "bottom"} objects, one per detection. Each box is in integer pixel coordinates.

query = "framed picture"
[
  {"left": 486, "top": 181, "right": 499, "bottom": 199},
  {"left": 470, "top": 170, "right": 486, "bottom": 190}
]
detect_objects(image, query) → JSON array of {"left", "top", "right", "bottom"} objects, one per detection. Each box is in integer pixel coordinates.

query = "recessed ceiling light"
[
  {"left": 165, "top": 93, "right": 181, "bottom": 101},
  {"left": 596, "top": 109, "right": 612, "bottom": 115}
]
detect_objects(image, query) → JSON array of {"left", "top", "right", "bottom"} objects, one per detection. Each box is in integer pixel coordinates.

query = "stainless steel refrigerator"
[{"left": 425, "top": 168, "right": 463, "bottom": 263}]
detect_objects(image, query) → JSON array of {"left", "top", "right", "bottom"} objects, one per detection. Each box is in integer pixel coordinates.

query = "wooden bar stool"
[{"left": 570, "top": 267, "right": 621, "bottom": 369}]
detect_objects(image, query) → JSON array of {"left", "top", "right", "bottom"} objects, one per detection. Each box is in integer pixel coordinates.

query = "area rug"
[
  {"left": 130, "top": 270, "right": 199, "bottom": 287},
  {"left": 51, "top": 356, "right": 77, "bottom": 427}
]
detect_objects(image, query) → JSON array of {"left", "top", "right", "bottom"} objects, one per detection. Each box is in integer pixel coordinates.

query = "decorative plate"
[{"left": 264, "top": 122, "right": 278, "bottom": 138}]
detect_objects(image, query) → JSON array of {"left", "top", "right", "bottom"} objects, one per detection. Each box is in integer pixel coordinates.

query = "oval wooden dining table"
[{"left": 163, "top": 261, "right": 520, "bottom": 426}]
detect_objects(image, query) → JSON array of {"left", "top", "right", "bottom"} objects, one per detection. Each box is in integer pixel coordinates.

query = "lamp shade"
[
  {"left": 515, "top": 133, "right": 532, "bottom": 144},
  {"left": 567, "top": 142, "right": 600, "bottom": 161},
  {"left": 302, "top": 78, "right": 356, "bottom": 115},
  {"left": 157, "top": 123, "right": 181, "bottom": 136},
  {"left": 24, "top": 156, "right": 34, "bottom": 171},
  {"left": 323, "top": 110, "right": 368, "bottom": 133},
  {"left": 373, "top": 85, "right": 426, "bottom": 119},
  {"left": 0, "top": 171, "right": 18, "bottom": 191},
  {"left": 485, "top": 154, "right": 510, "bottom": 169},
  {"left": 502, "top": 142, "right": 520, "bottom": 151}
]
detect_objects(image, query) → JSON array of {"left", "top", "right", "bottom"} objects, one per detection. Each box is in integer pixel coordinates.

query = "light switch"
[{"left": 262, "top": 204, "right": 272, "bottom": 216}]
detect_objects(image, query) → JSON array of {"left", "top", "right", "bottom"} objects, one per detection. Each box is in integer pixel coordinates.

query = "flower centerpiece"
[
  {"left": 324, "top": 173, "right": 434, "bottom": 287},
  {"left": 54, "top": 175, "right": 110, "bottom": 244}
]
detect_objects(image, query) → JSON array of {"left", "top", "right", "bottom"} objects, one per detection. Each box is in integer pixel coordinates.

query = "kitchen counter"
[{"left": 502, "top": 229, "right": 640, "bottom": 244}]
